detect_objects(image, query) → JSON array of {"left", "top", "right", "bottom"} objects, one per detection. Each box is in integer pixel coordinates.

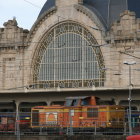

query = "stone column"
[
  {"left": 115, "top": 99, "right": 120, "bottom": 105},
  {"left": 15, "top": 101, "right": 20, "bottom": 137},
  {"left": 46, "top": 101, "right": 51, "bottom": 106}
]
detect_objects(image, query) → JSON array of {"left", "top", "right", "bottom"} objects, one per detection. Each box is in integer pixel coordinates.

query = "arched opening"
[{"left": 32, "top": 21, "right": 105, "bottom": 89}]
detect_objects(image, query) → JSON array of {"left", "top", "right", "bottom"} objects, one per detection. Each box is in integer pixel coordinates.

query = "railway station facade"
[{"left": 0, "top": 0, "right": 140, "bottom": 112}]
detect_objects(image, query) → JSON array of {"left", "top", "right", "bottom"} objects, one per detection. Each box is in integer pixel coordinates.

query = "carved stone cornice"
[
  {"left": 0, "top": 44, "right": 27, "bottom": 52},
  {"left": 74, "top": 4, "right": 106, "bottom": 30}
]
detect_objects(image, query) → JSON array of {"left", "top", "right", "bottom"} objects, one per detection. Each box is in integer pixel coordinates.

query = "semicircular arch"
[{"left": 31, "top": 21, "right": 105, "bottom": 89}]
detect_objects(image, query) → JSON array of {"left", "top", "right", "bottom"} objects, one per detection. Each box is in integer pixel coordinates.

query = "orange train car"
[{"left": 31, "top": 96, "right": 125, "bottom": 134}]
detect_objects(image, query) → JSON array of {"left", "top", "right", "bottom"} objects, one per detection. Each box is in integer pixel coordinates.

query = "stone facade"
[
  {"left": 0, "top": 18, "right": 29, "bottom": 89},
  {"left": 105, "top": 10, "right": 140, "bottom": 88},
  {"left": 0, "top": 1, "right": 140, "bottom": 108}
]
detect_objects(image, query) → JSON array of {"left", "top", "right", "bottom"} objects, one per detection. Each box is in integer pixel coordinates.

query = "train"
[
  {"left": 0, "top": 96, "right": 129, "bottom": 135},
  {"left": 0, "top": 112, "right": 30, "bottom": 133},
  {"left": 125, "top": 111, "right": 140, "bottom": 134},
  {"left": 31, "top": 96, "right": 125, "bottom": 134}
]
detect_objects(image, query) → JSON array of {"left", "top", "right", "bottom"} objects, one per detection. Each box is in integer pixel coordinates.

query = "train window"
[
  {"left": 95, "top": 97, "right": 101, "bottom": 105},
  {"left": 65, "top": 99, "right": 73, "bottom": 106},
  {"left": 65, "top": 99, "right": 79, "bottom": 106},
  {"left": 0, "top": 109, "right": 13, "bottom": 112},
  {"left": 1, "top": 117, "right": 8, "bottom": 124},
  {"left": 81, "top": 99, "right": 89, "bottom": 106},
  {"left": 87, "top": 108, "right": 98, "bottom": 118},
  {"left": 32, "top": 110, "right": 39, "bottom": 126},
  {"left": 8, "top": 119, "right": 14, "bottom": 124},
  {"left": 71, "top": 99, "right": 79, "bottom": 106},
  {"left": 20, "top": 108, "right": 31, "bottom": 112}
]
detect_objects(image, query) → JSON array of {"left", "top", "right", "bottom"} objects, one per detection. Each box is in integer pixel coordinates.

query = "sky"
[{"left": 0, "top": 0, "right": 47, "bottom": 30}]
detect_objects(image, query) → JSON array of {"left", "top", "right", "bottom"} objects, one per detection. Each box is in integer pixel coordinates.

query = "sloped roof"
[{"left": 38, "top": 0, "right": 140, "bottom": 29}]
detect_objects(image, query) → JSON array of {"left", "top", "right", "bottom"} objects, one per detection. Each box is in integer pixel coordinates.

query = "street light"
[{"left": 123, "top": 61, "right": 136, "bottom": 136}]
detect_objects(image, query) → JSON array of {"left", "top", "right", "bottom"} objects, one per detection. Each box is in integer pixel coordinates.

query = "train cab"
[{"left": 64, "top": 96, "right": 98, "bottom": 107}]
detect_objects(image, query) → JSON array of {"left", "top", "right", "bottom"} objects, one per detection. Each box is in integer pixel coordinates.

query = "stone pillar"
[
  {"left": 137, "top": 105, "right": 140, "bottom": 111},
  {"left": 46, "top": 101, "right": 51, "bottom": 106},
  {"left": 15, "top": 101, "right": 20, "bottom": 136},
  {"left": 115, "top": 99, "right": 120, "bottom": 105},
  {"left": 15, "top": 101, "right": 20, "bottom": 118}
]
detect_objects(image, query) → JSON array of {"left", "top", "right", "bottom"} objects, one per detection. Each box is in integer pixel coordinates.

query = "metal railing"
[{"left": 0, "top": 110, "right": 139, "bottom": 136}]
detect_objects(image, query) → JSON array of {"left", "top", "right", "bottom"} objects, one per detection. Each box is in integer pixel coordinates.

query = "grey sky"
[{"left": 0, "top": 0, "right": 47, "bottom": 30}]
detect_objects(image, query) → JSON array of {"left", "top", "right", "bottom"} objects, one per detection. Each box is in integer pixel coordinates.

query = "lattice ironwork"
[{"left": 32, "top": 21, "right": 105, "bottom": 88}]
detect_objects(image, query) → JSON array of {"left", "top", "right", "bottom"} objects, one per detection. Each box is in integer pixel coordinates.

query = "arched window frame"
[{"left": 32, "top": 21, "right": 105, "bottom": 89}]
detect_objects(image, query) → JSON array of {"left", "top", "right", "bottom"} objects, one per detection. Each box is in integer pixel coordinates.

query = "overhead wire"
[
  {"left": 0, "top": 48, "right": 138, "bottom": 63},
  {"left": 23, "top": 0, "right": 42, "bottom": 8},
  {"left": 0, "top": 53, "right": 138, "bottom": 65},
  {"left": 0, "top": 31, "right": 139, "bottom": 81}
]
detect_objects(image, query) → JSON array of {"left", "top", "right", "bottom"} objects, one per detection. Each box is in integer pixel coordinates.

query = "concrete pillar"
[
  {"left": 137, "top": 105, "right": 140, "bottom": 111},
  {"left": 15, "top": 101, "right": 20, "bottom": 138},
  {"left": 15, "top": 101, "right": 20, "bottom": 119},
  {"left": 46, "top": 101, "right": 51, "bottom": 106},
  {"left": 115, "top": 99, "right": 120, "bottom": 105}
]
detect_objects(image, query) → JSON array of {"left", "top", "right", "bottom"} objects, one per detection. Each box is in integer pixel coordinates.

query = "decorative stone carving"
[
  {"left": 3, "top": 17, "right": 18, "bottom": 28},
  {"left": 106, "top": 10, "right": 140, "bottom": 52}
]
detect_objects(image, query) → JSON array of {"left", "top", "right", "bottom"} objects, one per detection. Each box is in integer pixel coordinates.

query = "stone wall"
[
  {"left": 0, "top": 2, "right": 140, "bottom": 108},
  {"left": 105, "top": 10, "right": 140, "bottom": 88},
  {"left": 0, "top": 18, "right": 29, "bottom": 90},
  {"left": 1, "top": 6, "right": 140, "bottom": 91}
]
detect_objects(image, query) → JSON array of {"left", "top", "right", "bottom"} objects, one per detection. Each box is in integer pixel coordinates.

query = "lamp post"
[{"left": 123, "top": 61, "right": 136, "bottom": 136}]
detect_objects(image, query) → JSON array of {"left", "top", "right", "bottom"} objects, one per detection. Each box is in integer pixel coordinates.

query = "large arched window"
[{"left": 32, "top": 21, "right": 105, "bottom": 88}]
